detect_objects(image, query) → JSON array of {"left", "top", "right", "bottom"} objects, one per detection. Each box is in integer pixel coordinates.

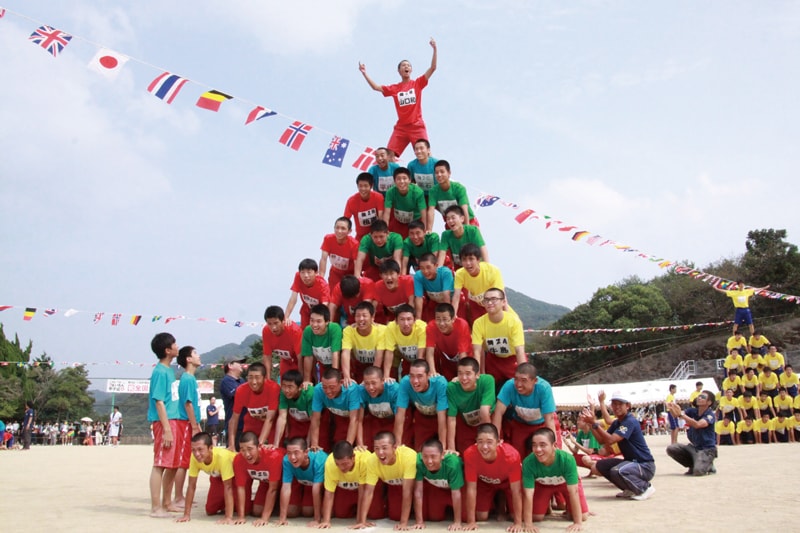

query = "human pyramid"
[{"left": 146, "top": 40, "right": 660, "bottom": 532}]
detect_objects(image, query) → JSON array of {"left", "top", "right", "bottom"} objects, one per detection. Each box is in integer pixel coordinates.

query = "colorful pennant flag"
[
  {"left": 196, "top": 90, "right": 232, "bottom": 112},
  {"left": 147, "top": 72, "right": 188, "bottom": 104},
  {"left": 322, "top": 136, "right": 349, "bottom": 168},
  {"left": 23, "top": 307, "right": 36, "bottom": 321},
  {"left": 87, "top": 48, "right": 129, "bottom": 79},
  {"left": 244, "top": 106, "right": 276, "bottom": 125},
  {"left": 111, "top": 313, "right": 122, "bottom": 326},
  {"left": 29, "top": 25, "right": 72, "bottom": 57},
  {"left": 93, "top": 312, "right": 104, "bottom": 324},
  {"left": 0, "top": 8, "right": 6, "bottom": 18},
  {"left": 43, "top": 308, "right": 57, "bottom": 317},
  {"left": 0, "top": 305, "right": 12, "bottom": 312},
  {"left": 217, "top": 317, "right": 228, "bottom": 324},
  {"left": 352, "top": 147, "right": 375, "bottom": 171},
  {"left": 476, "top": 195, "right": 500, "bottom": 207},
  {"left": 130, "top": 315, "right": 142, "bottom": 326},
  {"left": 279, "top": 121, "right": 313, "bottom": 151},
  {"left": 571, "top": 231, "right": 590, "bottom": 242},
  {"left": 152, "top": 315, "right": 163, "bottom": 322},
  {"left": 64, "top": 309, "right": 78, "bottom": 317},
  {"left": 514, "top": 209, "right": 536, "bottom": 224}
]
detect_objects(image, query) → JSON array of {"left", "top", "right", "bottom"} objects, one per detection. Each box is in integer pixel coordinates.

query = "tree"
[
  {"left": 743, "top": 229, "right": 800, "bottom": 292},
  {"left": 38, "top": 366, "right": 95, "bottom": 422}
]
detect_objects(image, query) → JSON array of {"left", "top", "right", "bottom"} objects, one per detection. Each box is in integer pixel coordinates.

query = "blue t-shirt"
[
  {"left": 178, "top": 372, "right": 201, "bottom": 422},
  {"left": 282, "top": 450, "right": 328, "bottom": 485},
  {"left": 608, "top": 413, "right": 654, "bottom": 463},
  {"left": 148, "top": 363, "right": 179, "bottom": 422},
  {"left": 206, "top": 404, "right": 220, "bottom": 426},
  {"left": 496, "top": 377, "right": 556, "bottom": 426},
  {"left": 413, "top": 267, "right": 454, "bottom": 299},
  {"left": 359, "top": 381, "right": 399, "bottom": 419},
  {"left": 369, "top": 162, "right": 400, "bottom": 196},
  {"left": 397, "top": 375, "right": 448, "bottom": 416},
  {"left": 407, "top": 157, "right": 439, "bottom": 196},
  {"left": 220, "top": 374, "right": 244, "bottom": 422},
  {"left": 311, "top": 383, "right": 361, "bottom": 417},
  {"left": 686, "top": 407, "right": 717, "bottom": 450}
]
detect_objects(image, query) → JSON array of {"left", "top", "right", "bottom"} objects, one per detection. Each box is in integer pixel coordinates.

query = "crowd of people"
[{"left": 1, "top": 406, "right": 124, "bottom": 449}]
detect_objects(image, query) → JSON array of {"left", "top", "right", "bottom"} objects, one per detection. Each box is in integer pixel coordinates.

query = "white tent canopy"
[{"left": 552, "top": 377, "right": 719, "bottom": 411}]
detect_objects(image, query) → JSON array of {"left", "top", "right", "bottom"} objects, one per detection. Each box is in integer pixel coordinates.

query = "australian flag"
[
  {"left": 476, "top": 194, "right": 501, "bottom": 207},
  {"left": 322, "top": 136, "right": 350, "bottom": 168},
  {"left": 29, "top": 25, "right": 73, "bottom": 57}
]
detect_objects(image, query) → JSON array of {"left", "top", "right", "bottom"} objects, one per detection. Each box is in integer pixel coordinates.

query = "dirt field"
[{"left": 2, "top": 434, "right": 797, "bottom": 532}]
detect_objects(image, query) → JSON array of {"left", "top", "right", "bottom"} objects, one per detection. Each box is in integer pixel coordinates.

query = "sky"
[{"left": 1, "top": 1, "right": 799, "bottom": 385}]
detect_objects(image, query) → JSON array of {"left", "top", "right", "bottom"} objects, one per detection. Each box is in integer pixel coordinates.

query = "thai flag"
[{"left": 147, "top": 72, "right": 189, "bottom": 104}]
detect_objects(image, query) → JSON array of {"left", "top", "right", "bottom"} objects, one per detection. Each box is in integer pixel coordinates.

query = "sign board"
[{"left": 105, "top": 379, "right": 215, "bottom": 395}]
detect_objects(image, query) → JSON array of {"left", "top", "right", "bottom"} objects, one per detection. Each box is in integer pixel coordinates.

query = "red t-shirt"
[
  {"left": 463, "top": 442, "right": 521, "bottom": 485},
  {"left": 382, "top": 76, "right": 429, "bottom": 126},
  {"left": 233, "top": 380, "right": 281, "bottom": 434},
  {"left": 374, "top": 275, "right": 415, "bottom": 324},
  {"left": 344, "top": 191, "right": 384, "bottom": 241},
  {"left": 320, "top": 233, "right": 359, "bottom": 275},
  {"left": 262, "top": 321, "right": 303, "bottom": 373},
  {"left": 426, "top": 317, "right": 472, "bottom": 356},
  {"left": 290, "top": 272, "right": 331, "bottom": 309},
  {"left": 233, "top": 446, "right": 285, "bottom": 487},
  {"left": 330, "top": 277, "right": 377, "bottom": 324}
]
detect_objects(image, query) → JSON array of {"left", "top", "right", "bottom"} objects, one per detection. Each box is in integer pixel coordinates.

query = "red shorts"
[
  {"left": 475, "top": 479, "right": 513, "bottom": 514},
  {"left": 363, "top": 415, "right": 396, "bottom": 451},
  {"left": 387, "top": 122, "right": 429, "bottom": 159},
  {"left": 388, "top": 217, "right": 411, "bottom": 240},
  {"left": 175, "top": 420, "right": 191, "bottom": 469},
  {"left": 455, "top": 417, "right": 479, "bottom": 455},
  {"left": 153, "top": 419, "right": 181, "bottom": 469},
  {"left": 422, "top": 484, "right": 464, "bottom": 522},
  {"left": 485, "top": 354, "right": 518, "bottom": 390},
  {"left": 205, "top": 475, "right": 227, "bottom": 515},
  {"left": 411, "top": 411, "right": 440, "bottom": 451},
  {"left": 288, "top": 479, "right": 314, "bottom": 507},
  {"left": 278, "top": 358, "right": 300, "bottom": 380},
  {"left": 286, "top": 416, "right": 311, "bottom": 443},
  {"left": 331, "top": 486, "right": 359, "bottom": 518},
  {"left": 531, "top": 482, "right": 588, "bottom": 516},
  {"left": 328, "top": 270, "right": 349, "bottom": 293},
  {"left": 506, "top": 419, "right": 562, "bottom": 458},
  {"left": 240, "top": 480, "right": 274, "bottom": 516}
]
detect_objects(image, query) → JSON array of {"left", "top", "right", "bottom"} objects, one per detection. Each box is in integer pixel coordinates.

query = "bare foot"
[
  {"left": 150, "top": 509, "right": 172, "bottom": 518},
  {"left": 166, "top": 506, "right": 182, "bottom": 513},
  {"left": 172, "top": 500, "right": 186, "bottom": 509}
]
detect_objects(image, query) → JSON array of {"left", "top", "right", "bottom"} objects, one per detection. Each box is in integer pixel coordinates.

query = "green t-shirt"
[
  {"left": 301, "top": 323, "right": 343, "bottom": 366},
  {"left": 385, "top": 184, "right": 426, "bottom": 224},
  {"left": 440, "top": 225, "right": 485, "bottom": 266},
  {"left": 358, "top": 232, "right": 404, "bottom": 267},
  {"left": 429, "top": 181, "right": 475, "bottom": 219},
  {"left": 575, "top": 429, "right": 599, "bottom": 450},
  {"left": 415, "top": 452, "right": 464, "bottom": 490},
  {"left": 402, "top": 232, "right": 442, "bottom": 259},
  {"left": 279, "top": 385, "right": 314, "bottom": 423},
  {"left": 446, "top": 374, "right": 496, "bottom": 426},
  {"left": 522, "top": 448, "right": 579, "bottom": 489}
]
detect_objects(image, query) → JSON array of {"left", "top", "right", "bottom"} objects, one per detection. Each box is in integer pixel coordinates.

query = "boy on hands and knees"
[
  {"left": 176, "top": 432, "right": 237, "bottom": 524},
  {"left": 319, "top": 216, "right": 360, "bottom": 291},
  {"left": 367, "top": 147, "right": 400, "bottom": 195},
  {"left": 394, "top": 359, "right": 449, "bottom": 451},
  {"left": 278, "top": 437, "right": 327, "bottom": 527},
  {"left": 359, "top": 431, "right": 419, "bottom": 530},
  {"left": 579, "top": 392, "right": 656, "bottom": 501},
  {"left": 353, "top": 220, "right": 404, "bottom": 282},
  {"left": 148, "top": 332, "right": 180, "bottom": 518},
  {"left": 318, "top": 440, "right": 370, "bottom": 529},
  {"left": 462, "top": 423, "right": 525, "bottom": 532},
  {"left": 300, "top": 304, "right": 342, "bottom": 386},
  {"left": 382, "top": 166, "right": 427, "bottom": 239},
  {"left": 446, "top": 357, "right": 496, "bottom": 455},
  {"left": 341, "top": 301, "right": 388, "bottom": 387},
  {"left": 227, "top": 362, "right": 280, "bottom": 451},
  {"left": 272, "top": 370, "right": 314, "bottom": 448},
  {"left": 426, "top": 302, "right": 472, "bottom": 381},
  {"left": 357, "top": 366, "right": 401, "bottom": 450},
  {"left": 344, "top": 172, "right": 385, "bottom": 242},
  {"left": 414, "top": 438, "right": 464, "bottom": 531},
  {"left": 406, "top": 139, "right": 438, "bottom": 204},
  {"left": 666, "top": 390, "right": 718, "bottom": 475},
  {"left": 471, "top": 287, "right": 527, "bottom": 390},
  {"left": 523, "top": 428, "right": 588, "bottom": 533},
  {"left": 285, "top": 258, "right": 331, "bottom": 329},
  {"left": 308, "top": 368, "right": 360, "bottom": 453},
  {"left": 233, "top": 431, "right": 283, "bottom": 526},
  {"left": 262, "top": 305, "right": 303, "bottom": 377}
]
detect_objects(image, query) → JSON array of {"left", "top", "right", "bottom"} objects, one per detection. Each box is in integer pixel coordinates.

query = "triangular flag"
[{"left": 245, "top": 106, "right": 276, "bottom": 125}]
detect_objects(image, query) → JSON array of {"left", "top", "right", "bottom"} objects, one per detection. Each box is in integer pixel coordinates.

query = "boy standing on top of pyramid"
[{"left": 359, "top": 38, "right": 437, "bottom": 160}]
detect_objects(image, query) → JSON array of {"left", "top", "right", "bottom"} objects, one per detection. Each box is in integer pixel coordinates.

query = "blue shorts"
[
  {"left": 667, "top": 413, "right": 679, "bottom": 430},
  {"left": 734, "top": 308, "right": 753, "bottom": 326}
]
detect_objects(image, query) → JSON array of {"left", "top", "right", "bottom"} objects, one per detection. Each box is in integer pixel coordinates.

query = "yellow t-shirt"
[
  {"left": 748, "top": 335, "right": 770, "bottom": 350},
  {"left": 471, "top": 311, "right": 525, "bottom": 358},
  {"left": 689, "top": 390, "right": 702, "bottom": 403},
  {"left": 739, "top": 396, "right": 758, "bottom": 412},
  {"left": 718, "top": 396, "right": 739, "bottom": 415},
  {"left": 763, "top": 352, "right": 785, "bottom": 371},
  {"left": 715, "top": 420, "right": 736, "bottom": 436},
  {"left": 454, "top": 262, "right": 504, "bottom": 306},
  {"left": 365, "top": 445, "right": 417, "bottom": 486},
  {"left": 188, "top": 447, "right": 236, "bottom": 481},
  {"left": 725, "top": 288, "right": 754, "bottom": 308},
  {"left": 323, "top": 450, "right": 369, "bottom": 492},
  {"left": 723, "top": 353, "right": 744, "bottom": 371},
  {"left": 794, "top": 396, "right": 800, "bottom": 411},
  {"left": 753, "top": 419, "right": 773, "bottom": 433},
  {"left": 342, "top": 323, "right": 388, "bottom": 365},
  {"left": 736, "top": 420, "right": 755, "bottom": 434},
  {"left": 773, "top": 418, "right": 790, "bottom": 435},
  {"left": 384, "top": 320, "right": 427, "bottom": 362},
  {"left": 780, "top": 372, "right": 799, "bottom": 388},
  {"left": 788, "top": 416, "right": 800, "bottom": 431},
  {"left": 722, "top": 376, "right": 742, "bottom": 393},
  {"left": 756, "top": 396, "right": 774, "bottom": 411},
  {"left": 774, "top": 395, "right": 793, "bottom": 412},
  {"left": 725, "top": 337, "right": 748, "bottom": 355},
  {"left": 759, "top": 373, "right": 779, "bottom": 391},
  {"left": 743, "top": 353, "right": 764, "bottom": 370},
  {"left": 666, "top": 393, "right": 675, "bottom": 403},
  {"left": 741, "top": 374, "right": 759, "bottom": 392}
]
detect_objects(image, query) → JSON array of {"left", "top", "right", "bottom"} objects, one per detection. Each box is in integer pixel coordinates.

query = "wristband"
[{"left": 591, "top": 423, "right": 600, "bottom": 430}]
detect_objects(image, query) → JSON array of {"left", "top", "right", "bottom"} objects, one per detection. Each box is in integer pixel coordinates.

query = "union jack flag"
[
  {"left": 29, "top": 25, "right": 73, "bottom": 57},
  {"left": 351, "top": 147, "right": 375, "bottom": 171},
  {"left": 279, "top": 121, "right": 313, "bottom": 151}
]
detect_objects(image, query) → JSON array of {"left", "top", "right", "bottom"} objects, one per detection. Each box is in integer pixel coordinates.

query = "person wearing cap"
[
  {"left": 579, "top": 392, "right": 655, "bottom": 501},
  {"left": 220, "top": 355, "right": 246, "bottom": 447},
  {"left": 666, "top": 390, "right": 717, "bottom": 475}
]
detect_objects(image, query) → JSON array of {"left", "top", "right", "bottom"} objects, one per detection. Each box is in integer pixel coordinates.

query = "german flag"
[
  {"left": 196, "top": 89, "right": 232, "bottom": 112},
  {"left": 23, "top": 307, "right": 36, "bottom": 321},
  {"left": 130, "top": 315, "right": 142, "bottom": 326}
]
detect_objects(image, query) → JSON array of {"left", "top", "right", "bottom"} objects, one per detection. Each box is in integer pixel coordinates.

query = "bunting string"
[
  {"left": 524, "top": 320, "right": 731, "bottom": 336},
  {"left": 671, "top": 266, "right": 800, "bottom": 304}
]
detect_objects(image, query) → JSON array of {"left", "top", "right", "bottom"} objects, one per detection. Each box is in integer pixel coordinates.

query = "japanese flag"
[{"left": 87, "top": 48, "right": 128, "bottom": 79}]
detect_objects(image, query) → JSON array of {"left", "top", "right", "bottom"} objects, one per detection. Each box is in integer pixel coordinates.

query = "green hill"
[
  {"left": 202, "top": 334, "right": 261, "bottom": 363},
  {"left": 506, "top": 287, "right": 571, "bottom": 328}
]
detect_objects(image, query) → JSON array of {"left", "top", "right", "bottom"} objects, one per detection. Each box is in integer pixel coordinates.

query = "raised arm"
[
  {"left": 358, "top": 62, "right": 383, "bottom": 92},
  {"left": 423, "top": 38, "right": 437, "bottom": 80}
]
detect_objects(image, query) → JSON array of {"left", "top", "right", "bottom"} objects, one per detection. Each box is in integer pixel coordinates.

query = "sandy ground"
[{"left": 1, "top": 434, "right": 798, "bottom": 532}]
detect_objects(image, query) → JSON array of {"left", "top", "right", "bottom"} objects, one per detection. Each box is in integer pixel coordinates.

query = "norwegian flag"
[
  {"left": 351, "top": 147, "right": 375, "bottom": 171},
  {"left": 93, "top": 312, "right": 104, "bottom": 324},
  {"left": 279, "top": 121, "right": 313, "bottom": 151},
  {"left": 29, "top": 25, "right": 73, "bottom": 57},
  {"left": 111, "top": 313, "right": 122, "bottom": 326}
]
